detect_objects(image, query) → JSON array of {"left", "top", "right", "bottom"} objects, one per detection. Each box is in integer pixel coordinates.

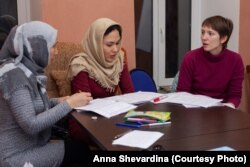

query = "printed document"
[
  {"left": 105, "top": 91, "right": 165, "bottom": 104},
  {"left": 154, "top": 92, "right": 222, "bottom": 108},
  {"left": 75, "top": 99, "right": 137, "bottom": 118},
  {"left": 112, "top": 130, "right": 164, "bottom": 149}
]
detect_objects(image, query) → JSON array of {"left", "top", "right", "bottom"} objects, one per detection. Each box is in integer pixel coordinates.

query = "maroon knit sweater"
[
  {"left": 69, "top": 63, "right": 134, "bottom": 142},
  {"left": 71, "top": 63, "right": 134, "bottom": 98},
  {"left": 177, "top": 47, "right": 244, "bottom": 107}
]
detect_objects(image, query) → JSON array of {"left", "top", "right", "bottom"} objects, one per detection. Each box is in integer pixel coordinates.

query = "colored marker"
[
  {"left": 141, "top": 121, "right": 171, "bottom": 127},
  {"left": 116, "top": 122, "right": 141, "bottom": 128},
  {"left": 153, "top": 95, "right": 168, "bottom": 102},
  {"left": 126, "top": 117, "right": 158, "bottom": 123}
]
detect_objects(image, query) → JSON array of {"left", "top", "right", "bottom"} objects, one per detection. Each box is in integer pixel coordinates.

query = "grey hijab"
[
  {"left": 0, "top": 21, "right": 57, "bottom": 144},
  {"left": 0, "top": 21, "right": 57, "bottom": 107}
]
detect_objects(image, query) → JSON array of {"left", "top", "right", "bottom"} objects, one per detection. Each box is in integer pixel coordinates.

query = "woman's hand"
[{"left": 66, "top": 92, "right": 92, "bottom": 109}]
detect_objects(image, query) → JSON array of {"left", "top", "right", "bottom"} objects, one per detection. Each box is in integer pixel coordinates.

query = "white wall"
[
  {"left": 17, "top": 0, "right": 30, "bottom": 24},
  {"left": 30, "top": 0, "right": 42, "bottom": 21},
  {"left": 191, "top": 0, "right": 240, "bottom": 52}
]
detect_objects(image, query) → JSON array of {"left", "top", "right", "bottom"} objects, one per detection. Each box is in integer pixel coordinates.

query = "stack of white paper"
[
  {"left": 75, "top": 99, "right": 137, "bottom": 118},
  {"left": 112, "top": 130, "right": 164, "bottom": 149},
  {"left": 154, "top": 92, "right": 222, "bottom": 108},
  {"left": 105, "top": 91, "right": 165, "bottom": 104}
]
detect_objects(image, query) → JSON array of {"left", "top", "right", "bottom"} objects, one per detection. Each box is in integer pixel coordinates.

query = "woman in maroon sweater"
[
  {"left": 67, "top": 18, "right": 134, "bottom": 142},
  {"left": 177, "top": 15, "right": 244, "bottom": 108}
]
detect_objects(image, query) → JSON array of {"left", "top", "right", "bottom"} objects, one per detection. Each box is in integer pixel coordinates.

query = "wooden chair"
[{"left": 45, "top": 42, "right": 83, "bottom": 98}]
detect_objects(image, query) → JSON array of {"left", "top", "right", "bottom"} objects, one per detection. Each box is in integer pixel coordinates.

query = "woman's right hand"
[{"left": 66, "top": 92, "right": 92, "bottom": 109}]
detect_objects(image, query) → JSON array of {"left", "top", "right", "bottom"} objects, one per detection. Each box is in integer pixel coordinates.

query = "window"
[
  {"left": 135, "top": 0, "right": 191, "bottom": 87},
  {"left": 0, "top": 0, "right": 18, "bottom": 20},
  {"left": 153, "top": 0, "right": 191, "bottom": 86}
]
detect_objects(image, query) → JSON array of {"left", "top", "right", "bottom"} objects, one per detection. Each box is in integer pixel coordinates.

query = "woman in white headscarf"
[
  {"left": 0, "top": 21, "right": 92, "bottom": 167},
  {"left": 67, "top": 18, "right": 134, "bottom": 142}
]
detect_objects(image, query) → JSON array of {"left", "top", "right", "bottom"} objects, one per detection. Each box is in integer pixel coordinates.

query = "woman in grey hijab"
[
  {"left": 0, "top": 21, "right": 92, "bottom": 167},
  {"left": 0, "top": 15, "right": 17, "bottom": 49}
]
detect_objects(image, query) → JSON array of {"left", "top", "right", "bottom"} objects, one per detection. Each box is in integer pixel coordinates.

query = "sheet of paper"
[
  {"left": 209, "top": 146, "right": 236, "bottom": 151},
  {"left": 154, "top": 92, "right": 222, "bottom": 108},
  {"left": 182, "top": 102, "right": 223, "bottom": 108},
  {"left": 112, "top": 130, "right": 164, "bottom": 149},
  {"left": 75, "top": 99, "right": 137, "bottom": 118},
  {"left": 105, "top": 91, "right": 165, "bottom": 104}
]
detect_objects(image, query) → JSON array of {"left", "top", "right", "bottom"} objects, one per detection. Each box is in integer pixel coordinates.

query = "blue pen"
[{"left": 116, "top": 122, "right": 141, "bottom": 128}]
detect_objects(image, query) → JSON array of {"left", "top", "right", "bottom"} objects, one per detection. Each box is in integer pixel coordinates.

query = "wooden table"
[{"left": 71, "top": 102, "right": 250, "bottom": 151}]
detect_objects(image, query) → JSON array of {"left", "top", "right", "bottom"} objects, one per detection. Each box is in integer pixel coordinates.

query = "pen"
[
  {"left": 153, "top": 95, "right": 168, "bottom": 102},
  {"left": 126, "top": 117, "right": 158, "bottom": 123},
  {"left": 116, "top": 122, "right": 141, "bottom": 128},
  {"left": 141, "top": 121, "right": 171, "bottom": 127},
  {"left": 114, "top": 130, "right": 132, "bottom": 140}
]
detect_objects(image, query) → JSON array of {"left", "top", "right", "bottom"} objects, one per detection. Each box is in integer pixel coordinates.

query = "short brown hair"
[{"left": 202, "top": 15, "right": 233, "bottom": 48}]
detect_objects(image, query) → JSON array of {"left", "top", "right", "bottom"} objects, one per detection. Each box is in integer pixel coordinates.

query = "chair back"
[
  {"left": 246, "top": 65, "right": 250, "bottom": 86},
  {"left": 170, "top": 71, "right": 179, "bottom": 92},
  {"left": 130, "top": 68, "right": 157, "bottom": 92}
]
